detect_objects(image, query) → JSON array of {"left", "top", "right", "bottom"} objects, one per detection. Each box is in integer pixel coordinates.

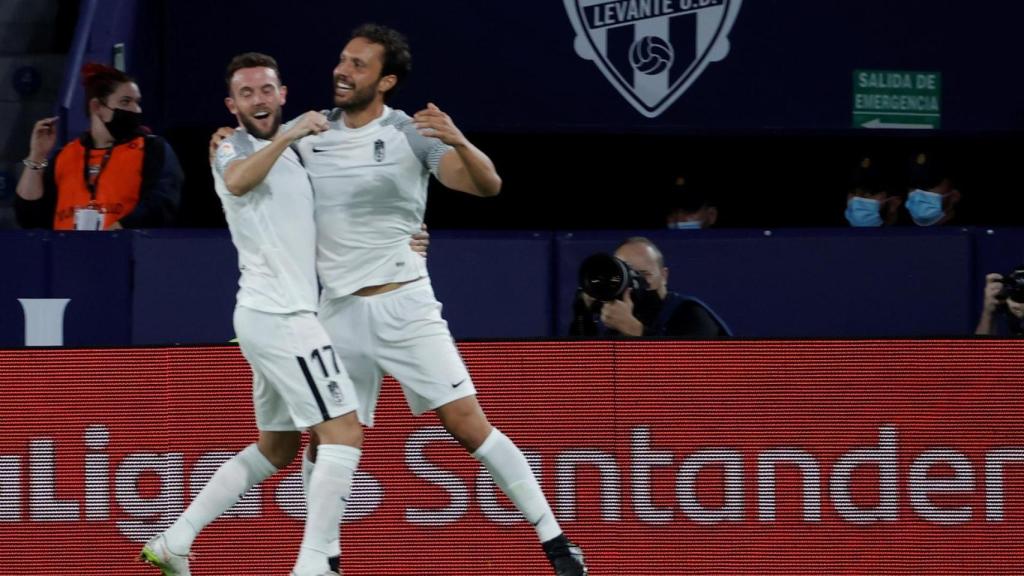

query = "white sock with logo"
[
  {"left": 163, "top": 443, "right": 278, "bottom": 554},
  {"left": 302, "top": 446, "right": 342, "bottom": 558},
  {"left": 293, "top": 444, "right": 360, "bottom": 575},
  {"left": 472, "top": 428, "right": 562, "bottom": 542}
]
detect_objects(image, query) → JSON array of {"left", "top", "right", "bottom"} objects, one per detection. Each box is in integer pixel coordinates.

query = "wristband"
[{"left": 22, "top": 158, "right": 48, "bottom": 170}]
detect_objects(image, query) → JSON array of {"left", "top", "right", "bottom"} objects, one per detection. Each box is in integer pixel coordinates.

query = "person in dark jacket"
[
  {"left": 570, "top": 236, "right": 731, "bottom": 338},
  {"left": 15, "top": 62, "right": 181, "bottom": 230}
]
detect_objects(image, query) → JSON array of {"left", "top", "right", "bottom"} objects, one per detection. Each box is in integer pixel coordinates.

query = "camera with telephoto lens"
[
  {"left": 996, "top": 266, "right": 1024, "bottom": 304},
  {"left": 578, "top": 253, "right": 649, "bottom": 302}
]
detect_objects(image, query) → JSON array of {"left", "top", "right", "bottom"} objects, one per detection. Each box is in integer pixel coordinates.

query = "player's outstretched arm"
[
  {"left": 221, "top": 111, "right": 328, "bottom": 196},
  {"left": 414, "top": 103, "right": 501, "bottom": 197}
]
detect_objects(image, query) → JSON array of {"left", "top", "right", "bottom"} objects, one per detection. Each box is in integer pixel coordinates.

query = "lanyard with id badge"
[{"left": 75, "top": 144, "right": 113, "bottom": 231}]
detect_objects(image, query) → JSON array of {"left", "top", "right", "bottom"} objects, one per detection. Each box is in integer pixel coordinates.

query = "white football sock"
[
  {"left": 302, "top": 446, "right": 342, "bottom": 558},
  {"left": 301, "top": 447, "right": 314, "bottom": 502},
  {"left": 293, "top": 444, "right": 360, "bottom": 575},
  {"left": 164, "top": 443, "right": 277, "bottom": 553},
  {"left": 473, "top": 428, "right": 562, "bottom": 542}
]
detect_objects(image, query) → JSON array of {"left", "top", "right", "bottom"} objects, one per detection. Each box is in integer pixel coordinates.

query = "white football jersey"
[
  {"left": 213, "top": 128, "right": 318, "bottom": 314},
  {"left": 295, "top": 106, "right": 451, "bottom": 300}
]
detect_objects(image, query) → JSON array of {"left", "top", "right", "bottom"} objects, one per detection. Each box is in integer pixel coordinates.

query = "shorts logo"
[
  {"left": 563, "top": 0, "right": 743, "bottom": 118},
  {"left": 327, "top": 381, "right": 344, "bottom": 404},
  {"left": 374, "top": 139, "right": 385, "bottom": 162}
]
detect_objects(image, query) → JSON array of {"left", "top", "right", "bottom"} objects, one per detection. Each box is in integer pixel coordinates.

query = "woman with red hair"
[{"left": 15, "top": 63, "right": 182, "bottom": 230}]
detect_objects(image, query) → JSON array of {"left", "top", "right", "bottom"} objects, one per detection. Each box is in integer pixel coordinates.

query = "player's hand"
[
  {"left": 28, "top": 116, "right": 60, "bottom": 162},
  {"left": 108, "top": 221, "right": 123, "bottom": 231},
  {"left": 413, "top": 103, "right": 466, "bottom": 147},
  {"left": 209, "top": 127, "right": 236, "bottom": 163},
  {"left": 285, "top": 111, "right": 330, "bottom": 142},
  {"left": 410, "top": 223, "right": 429, "bottom": 258},
  {"left": 600, "top": 288, "right": 644, "bottom": 336},
  {"left": 983, "top": 273, "right": 1004, "bottom": 313}
]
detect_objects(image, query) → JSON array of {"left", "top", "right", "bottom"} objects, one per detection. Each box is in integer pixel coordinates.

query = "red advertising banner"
[{"left": 0, "top": 340, "right": 1022, "bottom": 575}]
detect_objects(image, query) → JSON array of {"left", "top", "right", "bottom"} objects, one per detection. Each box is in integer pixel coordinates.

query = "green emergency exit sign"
[{"left": 853, "top": 70, "right": 941, "bottom": 129}]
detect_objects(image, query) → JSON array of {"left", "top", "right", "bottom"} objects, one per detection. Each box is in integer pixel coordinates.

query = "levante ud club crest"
[{"left": 564, "top": 0, "right": 742, "bottom": 118}]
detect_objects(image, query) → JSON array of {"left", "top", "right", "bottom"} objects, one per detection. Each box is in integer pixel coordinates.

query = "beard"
[
  {"left": 240, "top": 106, "right": 283, "bottom": 140},
  {"left": 334, "top": 78, "right": 379, "bottom": 113}
]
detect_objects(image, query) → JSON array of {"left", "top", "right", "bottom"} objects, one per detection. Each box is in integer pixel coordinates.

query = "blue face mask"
[
  {"left": 669, "top": 220, "right": 703, "bottom": 230},
  {"left": 845, "top": 196, "right": 884, "bottom": 227},
  {"left": 906, "top": 189, "right": 946, "bottom": 226}
]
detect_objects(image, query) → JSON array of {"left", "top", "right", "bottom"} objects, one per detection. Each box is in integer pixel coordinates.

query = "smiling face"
[
  {"left": 225, "top": 66, "right": 286, "bottom": 139},
  {"left": 332, "top": 36, "right": 395, "bottom": 113}
]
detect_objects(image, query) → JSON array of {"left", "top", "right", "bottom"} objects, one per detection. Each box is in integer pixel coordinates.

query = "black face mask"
[
  {"left": 631, "top": 288, "right": 662, "bottom": 318},
  {"left": 102, "top": 106, "right": 143, "bottom": 141}
]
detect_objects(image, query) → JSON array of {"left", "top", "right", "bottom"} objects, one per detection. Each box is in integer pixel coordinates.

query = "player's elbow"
[
  {"left": 478, "top": 175, "right": 502, "bottom": 197},
  {"left": 224, "top": 176, "right": 250, "bottom": 197}
]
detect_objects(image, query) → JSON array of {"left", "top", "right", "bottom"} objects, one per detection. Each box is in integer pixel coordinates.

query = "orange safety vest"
[{"left": 51, "top": 136, "right": 145, "bottom": 230}]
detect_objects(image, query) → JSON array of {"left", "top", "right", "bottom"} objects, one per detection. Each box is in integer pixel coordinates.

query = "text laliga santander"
[{"left": 2, "top": 424, "right": 1022, "bottom": 530}]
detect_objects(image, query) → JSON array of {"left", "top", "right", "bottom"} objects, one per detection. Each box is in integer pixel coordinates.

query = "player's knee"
[
  {"left": 307, "top": 431, "right": 321, "bottom": 461},
  {"left": 438, "top": 402, "right": 492, "bottom": 452},
  {"left": 257, "top": 432, "right": 302, "bottom": 469},
  {"left": 312, "top": 411, "right": 363, "bottom": 448}
]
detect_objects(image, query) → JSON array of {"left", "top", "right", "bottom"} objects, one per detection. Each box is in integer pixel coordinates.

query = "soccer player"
[
  {"left": 295, "top": 24, "right": 588, "bottom": 576},
  {"left": 140, "top": 52, "right": 361, "bottom": 576}
]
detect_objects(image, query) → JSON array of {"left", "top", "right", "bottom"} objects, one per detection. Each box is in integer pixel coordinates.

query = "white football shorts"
[
  {"left": 319, "top": 277, "right": 476, "bottom": 426},
  {"left": 233, "top": 306, "right": 359, "bottom": 430}
]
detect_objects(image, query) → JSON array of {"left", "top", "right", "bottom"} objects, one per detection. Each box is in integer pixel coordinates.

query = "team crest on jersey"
[
  {"left": 327, "top": 381, "right": 344, "bottom": 404},
  {"left": 564, "top": 0, "right": 742, "bottom": 118},
  {"left": 374, "top": 139, "right": 385, "bottom": 162}
]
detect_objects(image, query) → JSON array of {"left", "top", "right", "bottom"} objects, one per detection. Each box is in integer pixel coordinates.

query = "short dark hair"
[
  {"left": 225, "top": 52, "right": 281, "bottom": 95},
  {"left": 351, "top": 23, "right": 412, "bottom": 98},
  {"left": 908, "top": 151, "right": 950, "bottom": 191}
]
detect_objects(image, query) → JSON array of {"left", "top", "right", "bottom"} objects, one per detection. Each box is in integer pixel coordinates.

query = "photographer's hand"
[
  {"left": 600, "top": 288, "right": 644, "bottom": 337},
  {"left": 983, "top": 273, "right": 1003, "bottom": 313},
  {"left": 975, "top": 273, "right": 1004, "bottom": 335}
]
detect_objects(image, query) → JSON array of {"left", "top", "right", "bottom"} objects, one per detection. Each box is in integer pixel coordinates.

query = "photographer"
[
  {"left": 569, "top": 237, "right": 730, "bottom": 338},
  {"left": 975, "top": 268, "right": 1024, "bottom": 336}
]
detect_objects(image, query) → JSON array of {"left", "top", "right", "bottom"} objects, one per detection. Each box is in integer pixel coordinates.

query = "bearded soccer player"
[
  {"left": 294, "top": 24, "right": 588, "bottom": 576},
  {"left": 141, "top": 52, "right": 362, "bottom": 576}
]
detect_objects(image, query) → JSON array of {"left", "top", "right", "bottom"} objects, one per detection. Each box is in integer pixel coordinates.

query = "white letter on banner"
[
  {"left": 829, "top": 425, "right": 898, "bottom": 523},
  {"left": 18, "top": 298, "right": 70, "bottom": 346}
]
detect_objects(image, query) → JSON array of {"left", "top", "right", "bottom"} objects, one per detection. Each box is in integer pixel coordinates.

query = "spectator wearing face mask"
[
  {"left": 904, "top": 152, "right": 960, "bottom": 227},
  {"left": 665, "top": 175, "right": 717, "bottom": 230},
  {"left": 15, "top": 63, "right": 182, "bottom": 230},
  {"left": 844, "top": 156, "right": 901, "bottom": 227}
]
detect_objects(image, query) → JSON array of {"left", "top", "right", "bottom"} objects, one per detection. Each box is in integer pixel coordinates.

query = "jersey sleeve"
[
  {"left": 213, "top": 131, "right": 254, "bottom": 177},
  {"left": 392, "top": 111, "right": 453, "bottom": 178}
]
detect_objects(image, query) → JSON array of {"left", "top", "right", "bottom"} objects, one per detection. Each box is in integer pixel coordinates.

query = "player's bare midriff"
[{"left": 353, "top": 276, "right": 423, "bottom": 297}]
